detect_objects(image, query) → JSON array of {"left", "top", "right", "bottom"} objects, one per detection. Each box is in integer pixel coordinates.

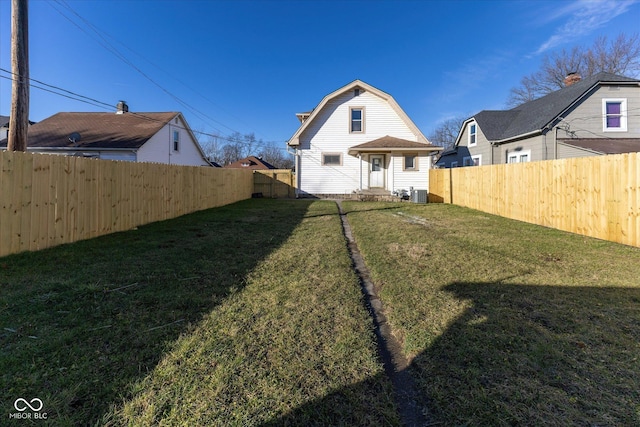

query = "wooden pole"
[{"left": 8, "top": 0, "right": 29, "bottom": 152}]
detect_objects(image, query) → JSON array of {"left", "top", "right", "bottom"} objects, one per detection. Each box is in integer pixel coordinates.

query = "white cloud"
[{"left": 535, "top": 0, "right": 639, "bottom": 54}]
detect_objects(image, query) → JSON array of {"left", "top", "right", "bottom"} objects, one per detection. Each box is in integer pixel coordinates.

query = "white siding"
[
  {"left": 297, "top": 90, "right": 423, "bottom": 195},
  {"left": 100, "top": 152, "right": 136, "bottom": 162},
  {"left": 137, "top": 116, "right": 209, "bottom": 166},
  {"left": 391, "top": 153, "right": 430, "bottom": 191}
]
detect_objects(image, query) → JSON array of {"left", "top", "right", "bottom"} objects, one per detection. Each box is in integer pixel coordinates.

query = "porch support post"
[{"left": 358, "top": 153, "right": 363, "bottom": 191}]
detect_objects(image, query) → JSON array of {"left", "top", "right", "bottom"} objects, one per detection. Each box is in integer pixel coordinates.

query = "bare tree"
[
  {"left": 200, "top": 133, "right": 223, "bottom": 164},
  {"left": 507, "top": 33, "right": 640, "bottom": 107},
  {"left": 257, "top": 143, "right": 294, "bottom": 169},
  {"left": 428, "top": 116, "right": 467, "bottom": 151}
]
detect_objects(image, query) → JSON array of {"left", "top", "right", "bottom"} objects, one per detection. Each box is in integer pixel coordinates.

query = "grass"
[
  {"left": 5, "top": 198, "right": 640, "bottom": 426},
  {"left": 343, "top": 201, "right": 640, "bottom": 426},
  {"left": 1, "top": 199, "right": 397, "bottom": 426}
]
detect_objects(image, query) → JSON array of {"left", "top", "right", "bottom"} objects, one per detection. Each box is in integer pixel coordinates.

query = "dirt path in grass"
[{"left": 336, "top": 200, "right": 430, "bottom": 427}]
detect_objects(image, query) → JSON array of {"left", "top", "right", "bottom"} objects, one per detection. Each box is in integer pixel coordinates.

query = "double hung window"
[
  {"left": 350, "top": 108, "right": 364, "bottom": 133},
  {"left": 602, "top": 99, "right": 627, "bottom": 132},
  {"left": 468, "top": 122, "right": 477, "bottom": 146}
]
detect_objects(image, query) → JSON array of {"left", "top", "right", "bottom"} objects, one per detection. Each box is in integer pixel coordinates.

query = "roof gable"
[
  {"left": 467, "top": 72, "right": 640, "bottom": 144},
  {"left": 287, "top": 80, "right": 428, "bottom": 146}
]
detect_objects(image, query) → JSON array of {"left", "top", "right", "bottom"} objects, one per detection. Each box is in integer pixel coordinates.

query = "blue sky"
[{"left": 1, "top": 0, "right": 639, "bottom": 147}]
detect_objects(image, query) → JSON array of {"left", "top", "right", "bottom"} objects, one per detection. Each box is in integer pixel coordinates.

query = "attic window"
[
  {"left": 354, "top": 88, "right": 360, "bottom": 97},
  {"left": 173, "top": 130, "right": 180, "bottom": 151},
  {"left": 350, "top": 107, "right": 364, "bottom": 133},
  {"left": 468, "top": 122, "right": 477, "bottom": 146},
  {"left": 603, "top": 98, "right": 627, "bottom": 132}
]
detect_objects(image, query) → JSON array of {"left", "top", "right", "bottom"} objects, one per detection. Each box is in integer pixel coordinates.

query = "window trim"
[
  {"left": 322, "top": 152, "right": 343, "bottom": 166},
  {"left": 468, "top": 121, "right": 477, "bottom": 146},
  {"left": 463, "top": 154, "right": 481, "bottom": 166},
  {"left": 451, "top": 161, "right": 458, "bottom": 168},
  {"left": 602, "top": 98, "right": 627, "bottom": 132},
  {"left": 172, "top": 129, "right": 180, "bottom": 152},
  {"left": 403, "top": 153, "right": 418, "bottom": 171},
  {"left": 350, "top": 107, "right": 365, "bottom": 133},
  {"left": 507, "top": 149, "right": 531, "bottom": 164}
]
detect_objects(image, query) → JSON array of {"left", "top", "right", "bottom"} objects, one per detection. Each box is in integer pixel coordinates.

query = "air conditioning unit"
[{"left": 411, "top": 189, "right": 428, "bottom": 204}]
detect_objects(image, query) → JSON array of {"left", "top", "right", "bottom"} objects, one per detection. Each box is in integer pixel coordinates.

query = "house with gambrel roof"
[
  {"left": 437, "top": 72, "right": 640, "bottom": 168},
  {"left": 0, "top": 102, "right": 211, "bottom": 166},
  {"left": 287, "top": 80, "right": 442, "bottom": 197}
]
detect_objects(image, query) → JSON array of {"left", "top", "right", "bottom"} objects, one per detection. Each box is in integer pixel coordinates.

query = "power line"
[
  {"left": 0, "top": 67, "right": 115, "bottom": 110},
  {"left": 47, "top": 0, "right": 263, "bottom": 141},
  {"left": 0, "top": 74, "right": 290, "bottom": 152}
]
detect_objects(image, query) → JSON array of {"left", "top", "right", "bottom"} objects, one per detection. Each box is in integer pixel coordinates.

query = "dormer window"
[{"left": 350, "top": 107, "right": 364, "bottom": 133}]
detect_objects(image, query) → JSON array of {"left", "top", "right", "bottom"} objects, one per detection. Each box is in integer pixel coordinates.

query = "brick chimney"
[
  {"left": 564, "top": 72, "right": 581, "bottom": 87},
  {"left": 116, "top": 100, "right": 129, "bottom": 114}
]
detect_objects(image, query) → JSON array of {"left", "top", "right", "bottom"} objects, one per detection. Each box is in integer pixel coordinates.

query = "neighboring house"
[
  {"left": 437, "top": 72, "right": 640, "bottom": 168},
  {"left": 224, "top": 155, "right": 276, "bottom": 170},
  {"left": 0, "top": 115, "right": 9, "bottom": 140},
  {"left": 287, "top": 80, "right": 442, "bottom": 197},
  {"left": 0, "top": 102, "right": 211, "bottom": 166},
  {"left": 0, "top": 115, "right": 36, "bottom": 140}
]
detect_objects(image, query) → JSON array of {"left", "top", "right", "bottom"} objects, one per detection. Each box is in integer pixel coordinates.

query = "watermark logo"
[{"left": 8, "top": 398, "right": 47, "bottom": 420}]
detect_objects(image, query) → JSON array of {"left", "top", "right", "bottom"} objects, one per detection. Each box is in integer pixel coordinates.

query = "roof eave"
[{"left": 348, "top": 146, "right": 442, "bottom": 156}]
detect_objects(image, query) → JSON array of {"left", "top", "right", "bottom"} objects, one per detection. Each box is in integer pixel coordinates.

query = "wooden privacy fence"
[
  {"left": 429, "top": 153, "right": 640, "bottom": 247},
  {"left": 0, "top": 151, "right": 253, "bottom": 257},
  {"left": 253, "top": 169, "right": 295, "bottom": 198}
]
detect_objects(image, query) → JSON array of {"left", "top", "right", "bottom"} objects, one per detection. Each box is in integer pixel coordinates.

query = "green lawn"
[
  {"left": 1, "top": 199, "right": 397, "bottom": 426},
  {"left": 4, "top": 198, "right": 640, "bottom": 426},
  {"left": 343, "top": 201, "right": 640, "bottom": 426}
]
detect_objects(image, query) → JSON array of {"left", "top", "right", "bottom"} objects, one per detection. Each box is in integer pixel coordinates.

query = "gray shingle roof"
[{"left": 473, "top": 72, "right": 640, "bottom": 142}]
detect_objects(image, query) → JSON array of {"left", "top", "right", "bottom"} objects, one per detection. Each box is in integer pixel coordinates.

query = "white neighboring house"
[
  {"left": 0, "top": 102, "right": 211, "bottom": 166},
  {"left": 1, "top": 115, "right": 36, "bottom": 140},
  {"left": 287, "top": 80, "right": 442, "bottom": 197}
]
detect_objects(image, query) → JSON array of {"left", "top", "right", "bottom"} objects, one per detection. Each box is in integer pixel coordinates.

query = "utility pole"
[{"left": 8, "top": 0, "right": 29, "bottom": 152}]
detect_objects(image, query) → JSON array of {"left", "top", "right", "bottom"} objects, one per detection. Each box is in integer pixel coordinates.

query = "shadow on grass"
[
  {"left": 0, "top": 199, "right": 313, "bottom": 425},
  {"left": 268, "top": 281, "right": 640, "bottom": 426}
]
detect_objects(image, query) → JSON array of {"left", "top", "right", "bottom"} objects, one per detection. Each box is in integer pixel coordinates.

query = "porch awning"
[{"left": 348, "top": 135, "right": 443, "bottom": 156}]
